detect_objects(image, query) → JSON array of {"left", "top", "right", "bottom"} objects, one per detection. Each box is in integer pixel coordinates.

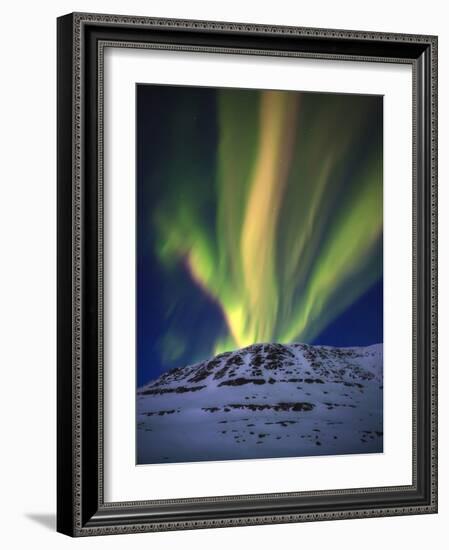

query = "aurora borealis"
[{"left": 137, "top": 84, "right": 383, "bottom": 385}]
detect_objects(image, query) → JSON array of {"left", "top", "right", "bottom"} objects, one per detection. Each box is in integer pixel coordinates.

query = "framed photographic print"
[{"left": 57, "top": 12, "right": 438, "bottom": 536}]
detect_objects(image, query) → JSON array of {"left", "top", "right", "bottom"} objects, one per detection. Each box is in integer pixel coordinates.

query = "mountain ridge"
[{"left": 137, "top": 342, "right": 383, "bottom": 464}]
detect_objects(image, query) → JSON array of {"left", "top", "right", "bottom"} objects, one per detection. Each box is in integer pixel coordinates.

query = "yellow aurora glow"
[{"left": 153, "top": 89, "right": 383, "bottom": 357}]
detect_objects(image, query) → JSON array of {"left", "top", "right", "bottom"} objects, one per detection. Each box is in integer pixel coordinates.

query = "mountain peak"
[
  {"left": 138, "top": 342, "right": 382, "bottom": 393},
  {"left": 137, "top": 342, "right": 383, "bottom": 464}
]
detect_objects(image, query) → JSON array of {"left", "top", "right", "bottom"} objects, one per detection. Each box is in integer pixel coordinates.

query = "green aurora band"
[{"left": 152, "top": 88, "right": 383, "bottom": 359}]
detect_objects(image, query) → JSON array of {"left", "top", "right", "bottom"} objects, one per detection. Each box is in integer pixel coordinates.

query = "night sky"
[{"left": 137, "top": 84, "right": 383, "bottom": 386}]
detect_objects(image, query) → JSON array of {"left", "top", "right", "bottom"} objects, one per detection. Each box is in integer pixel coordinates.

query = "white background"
[
  {"left": 0, "top": 1, "right": 446, "bottom": 549},
  {"left": 105, "top": 49, "right": 412, "bottom": 501}
]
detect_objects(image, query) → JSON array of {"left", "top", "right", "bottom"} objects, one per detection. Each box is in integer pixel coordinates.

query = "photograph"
[
  {"left": 0, "top": 0, "right": 444, "bottom": 546},
  {"left": 136, "top": 84, "right": 384, "bottom": 464},
  {"left": 54, "top": 10, "right": 438, "bottom": 537}
]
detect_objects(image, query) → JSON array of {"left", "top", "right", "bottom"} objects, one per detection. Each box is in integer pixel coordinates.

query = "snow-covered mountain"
[{"left": 137, "top": 342, "right": 383, "bottom": 464}]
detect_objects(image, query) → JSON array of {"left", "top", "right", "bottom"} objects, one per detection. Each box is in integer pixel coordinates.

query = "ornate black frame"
[{"left": 57, "top": 12, "right": 438, "bottom": 537}]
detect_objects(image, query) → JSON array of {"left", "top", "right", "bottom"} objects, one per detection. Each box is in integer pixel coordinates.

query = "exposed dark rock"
[
  {"left": 140, "top": 385, "right": 206, "bottom": 396},
  {"left": 218, "top": 377, "right": 266, "bottom": 387}
]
